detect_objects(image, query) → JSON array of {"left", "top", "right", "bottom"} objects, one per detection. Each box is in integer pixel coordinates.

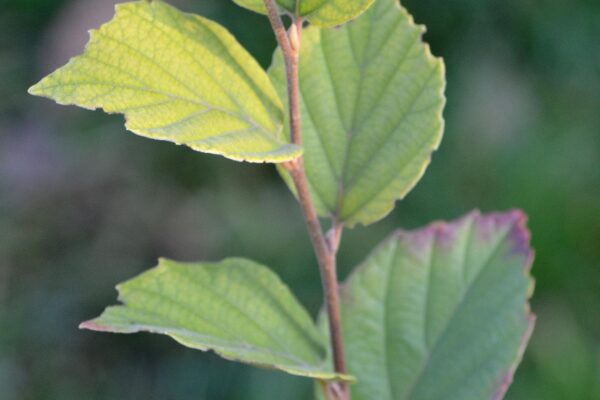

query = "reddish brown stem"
[
  {"left": 288, "top": 164, "right": 348, "bottom": 379},
  {"left": 262, "top": 1, "right": 350, "bottom": 399}
]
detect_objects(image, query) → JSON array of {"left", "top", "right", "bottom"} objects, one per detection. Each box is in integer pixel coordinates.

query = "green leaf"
[
  {"left": 81, "top": 257, "right": 349, "bottom": 381},
  {"left": 270, "top": 0, "right": 446, "bottom": 227},
  {"left": 29, "top": 1, "right": 301, "bottom": 163},
  {"left": 325, "top": 210, "right": 535, "bottom": 399},
  {"left": 233, "top": 0, "right": 375, "bottom": 28}
]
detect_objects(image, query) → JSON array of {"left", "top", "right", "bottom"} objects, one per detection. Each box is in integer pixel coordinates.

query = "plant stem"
[
  {"left": 262, "top": 0, "right": 302, "bottom": 145},
  {"left": 289, "top": 164, "right": 348, "bottom": 378},
  {"left": 262, "top": 1, "right": 349, "bottom": 399}
]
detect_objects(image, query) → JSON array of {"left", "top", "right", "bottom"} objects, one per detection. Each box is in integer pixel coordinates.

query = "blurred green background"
[{"left": 1, "top": 0, "right": 599, "bottom": 399}]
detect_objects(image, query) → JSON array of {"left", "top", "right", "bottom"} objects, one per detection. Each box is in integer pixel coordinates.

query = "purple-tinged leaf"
[{"left": 321, "top": 210, "right": 535, "bottom": 400}]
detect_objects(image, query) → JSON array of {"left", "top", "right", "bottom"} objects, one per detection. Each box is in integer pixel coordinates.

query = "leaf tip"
[
  {"left": 27, "top": 81, "right": 45, "bottom": 97},
  {"left": 79, "top": 319, "right": 111, "bottom": 332}
]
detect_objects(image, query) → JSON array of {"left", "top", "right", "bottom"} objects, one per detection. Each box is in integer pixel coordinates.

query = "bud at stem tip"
[{"left": 289, "top": 24, "right": 300, "bottom": 52}]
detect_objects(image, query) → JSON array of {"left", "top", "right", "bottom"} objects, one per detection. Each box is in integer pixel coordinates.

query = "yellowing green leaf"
[
  {"left": 305, "top": 0, "right": 377, "bottom": 27},
  {"left": 81, "top": 258, "right": 350, "bottom": 381},
  {"left": 29, "top": 1, "right": 301, "bottom": 163},
  {"left": 324, "top": 210, "right": 535, "bottom": 399},
  {"left": 232, "top": 0, "right": 296, "bottom": 15},
  {"left": 233, "top": 0, "right": 375, "bottom": 27},
  {"left": 270, "top": 0, "right": 446, "bottom": 227}
]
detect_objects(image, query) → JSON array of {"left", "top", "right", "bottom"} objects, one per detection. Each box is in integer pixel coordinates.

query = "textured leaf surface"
[
  {"left": 29, "top": 1, "right": 301, "bottom": 163},
  {"left": 233, "top": 0, "right": 375, "bottom": 27},
  {"left": 329, "top": 210, "right": 535, "bottom": 400},
  {"left": 270, "top": 0, "right": 446, "bottom": 227},
  {"left": 81, "top": 258, "right": 346, "bottom": 381}
]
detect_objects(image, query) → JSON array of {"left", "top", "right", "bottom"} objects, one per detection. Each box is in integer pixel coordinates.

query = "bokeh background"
[{"left": 1, "top": 0, "right": 599, "bottom": 399}]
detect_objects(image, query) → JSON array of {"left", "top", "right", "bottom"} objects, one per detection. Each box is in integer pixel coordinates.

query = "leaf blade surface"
[
  {"left": 331, "top": 210, "right": 535, "bottom": 399},
  {"left": 270, "top": 0, "right": 446, "bottom": 226},
  {"left": 82, "top": 257, "right": 346, "bottom": 381},
  {"left": 29, "top": 1, "right": 300, "bottom": 163}
]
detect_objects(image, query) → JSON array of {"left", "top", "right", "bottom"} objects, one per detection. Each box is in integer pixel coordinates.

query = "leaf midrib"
[
  {"left": 153, "top": 6, "right": 285, "bottom": 135},
  {"left": 401, "top": 224, "right": 513, "bottom": 399},
  {"left": 124, "top": 275, "right": 317, "bottom": 368},
  {"left": 172, "top": 265, "right": 321, "bottom": 363},
  {"left": 322, "top": 9, "right": 433, "bottom": 220},
  {"left": 122, "top": 8, "right": 280, "bottom": 142},
  {"left": 340, "top": 66, "right": 440, "bottom": 223},
  {"left": 235, "top": 264, "right": 326, "bottom": 358}
]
